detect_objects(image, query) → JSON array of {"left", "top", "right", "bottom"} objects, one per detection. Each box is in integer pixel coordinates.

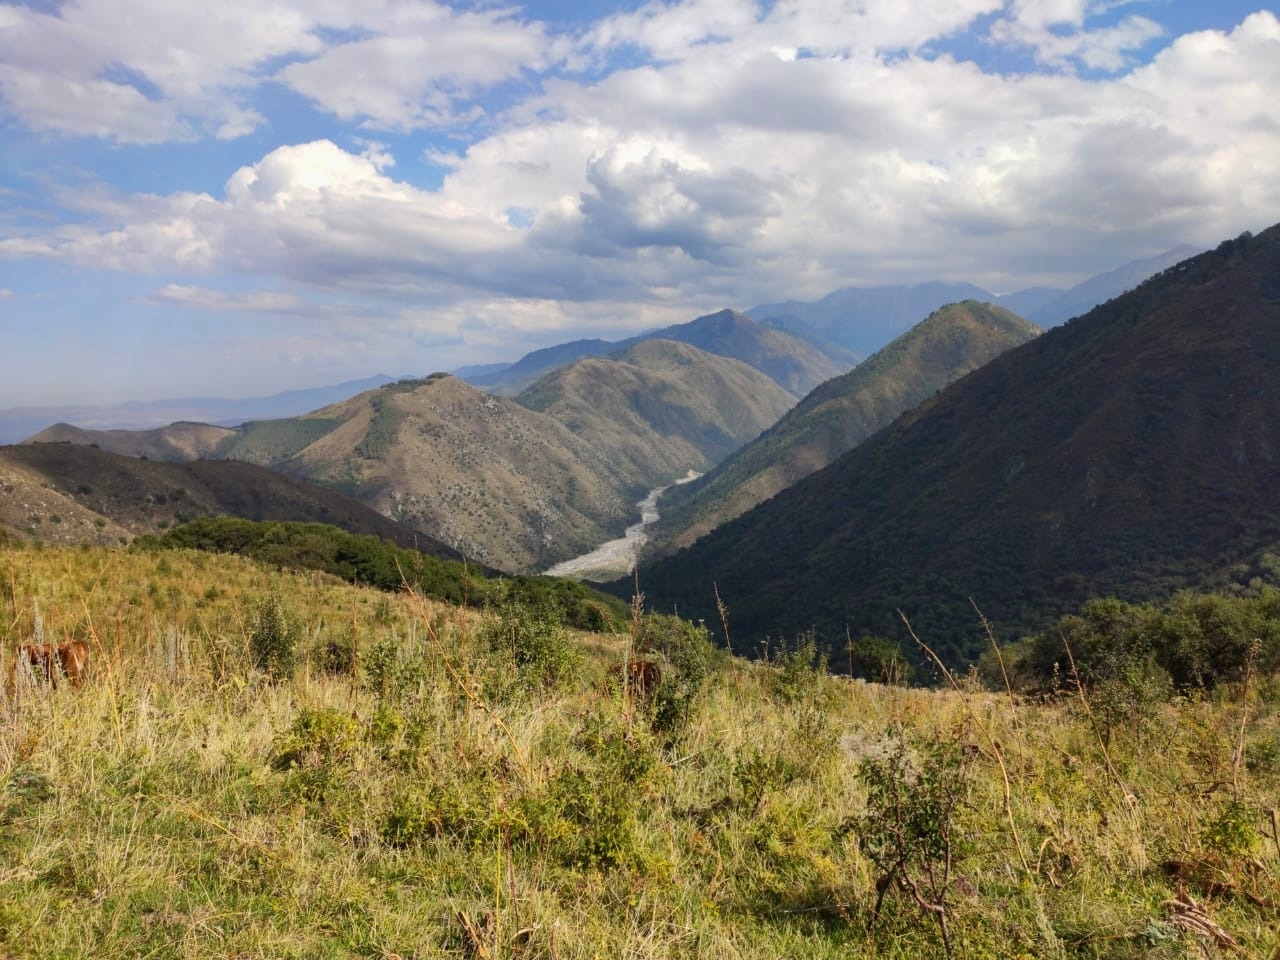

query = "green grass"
[
  {"left": 1, "top": 544, "right": 1278, "bottom": 958},
  {"left": 218, "top": 418, "right": 344, "bottom": 465}
]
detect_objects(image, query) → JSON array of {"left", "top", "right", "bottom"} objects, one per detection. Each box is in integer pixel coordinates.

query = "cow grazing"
[
  {"left": 13, "top": 640, "right": 91, "bottom": 688},
  {"left": 611, "top": 659, "right": 662, "bottom": 699}
]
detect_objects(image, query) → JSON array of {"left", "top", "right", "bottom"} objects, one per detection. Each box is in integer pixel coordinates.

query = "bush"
[
  {"left": 248, "top": 594, "right": 301, "bottom": 681},
  {"left": 479, "top": 596, "right": 582, "bottom": 690},
  {"left": 634, "top": 613, "right": 721, "bottom": 737}
]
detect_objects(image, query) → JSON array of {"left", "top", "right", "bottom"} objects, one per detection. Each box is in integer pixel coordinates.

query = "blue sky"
[{"left": 1, "top": 0, "right": 1278, "bottom": 407}]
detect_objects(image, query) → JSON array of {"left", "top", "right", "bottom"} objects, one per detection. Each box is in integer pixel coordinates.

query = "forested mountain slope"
[{"left": 636, "top": 229, "right": 1280, "bottom": 666}]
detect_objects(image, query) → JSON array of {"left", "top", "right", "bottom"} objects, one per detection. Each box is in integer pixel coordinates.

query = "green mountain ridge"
[
  {"left": 515, "top": 339, "right": 797, "bottom": 489},
  {"left": 633, "top": 227, "right": 1280, "bottom": 667},
  {"left": 651, "top": 301, "right": 1041, "bottom": 554},
  {"left": 468, "top": 308, "right": 847, "bottom": 397}
]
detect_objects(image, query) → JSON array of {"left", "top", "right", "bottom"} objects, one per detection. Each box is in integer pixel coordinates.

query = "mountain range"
[
  {"left": 633, "top": 229, "right": 1280, "bottom": 666},
  {"left": 748, "top": 245, "right": 1200, "bottom": 357},
  {"left": 516, "top": 339, "right": 795, "bottom": 491},
  {"left": 0, "top": 376, "right": 397, "bottom": 445},
  {"left": 650, "top": 301, "right": 1042, "bottom": 554},
  {"left": 462, "top": 308, "right": 849, "bottom": 397},
  {"left": 27, "top": 325, "right": 801, "bottom": 571}
]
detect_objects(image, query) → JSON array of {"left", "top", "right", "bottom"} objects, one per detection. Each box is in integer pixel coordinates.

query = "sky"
[{"left": 1, "top": 0, "right": 1278, "bottom": 407}]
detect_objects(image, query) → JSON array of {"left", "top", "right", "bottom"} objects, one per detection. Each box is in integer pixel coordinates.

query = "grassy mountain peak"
[{"left": 515, "top": 338, "right": 797, "bottom": 494}]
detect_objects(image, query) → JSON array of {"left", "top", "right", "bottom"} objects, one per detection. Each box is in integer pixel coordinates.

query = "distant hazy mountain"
[
  {"left": 463, "top": 309, "right": 847, "bottom": 397},
  {"left": 0, "top": 375, "right": 397, "bottom": 445},
  {"left": 0, "top": 442, "right": 457, "bottom": 555},
  {"left": 466, "top": 340, "right": 615, "bottom": 395},
  {"left": 636, "top": 231, "right": 1279, "bottom": 666},
  {"left": 750, "top": 281, "right": 994, "bottom": 357},
  {"left": 994, "top": 286, "right": 1064, "bottom": 318},
  {"left": 651, "top": 301, "right": 1041, "bottom": 554},
  {"left": 748, "top": 247, "right": 1202, "bottom": 358},
  {"left": 1027, "top": 245, "right": 1203, "bottom": 326},
  {"left": 516, "top": 339, "right": 796, "bottom": 490},
  {"left": 450, "top": 362, "right": 511, "bottom": 380}
]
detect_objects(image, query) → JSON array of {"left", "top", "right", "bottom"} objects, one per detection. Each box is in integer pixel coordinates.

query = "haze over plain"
[{"left": 1, "top": 0, "right": 1277, "bottom": 407}]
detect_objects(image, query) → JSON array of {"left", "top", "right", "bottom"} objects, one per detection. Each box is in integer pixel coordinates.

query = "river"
[{"left": 543, "top": 470, "right": 700, "bottom": 582}]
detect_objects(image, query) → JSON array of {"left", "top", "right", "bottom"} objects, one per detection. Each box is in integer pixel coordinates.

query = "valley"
[{"left": 544, "top": 470, "right": 700, "bottom": 581}]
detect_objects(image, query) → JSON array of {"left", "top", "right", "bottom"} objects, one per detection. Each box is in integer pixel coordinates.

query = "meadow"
[{"left": 2, "top": 543, "right": 1278, "bottom": 958}]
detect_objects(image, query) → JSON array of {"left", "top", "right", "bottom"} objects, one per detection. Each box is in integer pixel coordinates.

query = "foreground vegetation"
[{"left": 2, "top": 544, "right": 1279, "bottom": 958}]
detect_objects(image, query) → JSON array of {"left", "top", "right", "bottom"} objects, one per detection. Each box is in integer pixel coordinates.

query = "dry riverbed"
[{"left": 543, "top": 471, "right": 699, "bottom": 581}]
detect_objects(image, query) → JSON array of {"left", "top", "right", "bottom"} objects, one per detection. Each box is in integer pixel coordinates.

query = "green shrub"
[
  {"left": 859, "top": 727, "right": 975, "bottom": 954},
  {"left": 769, "top": 632, "right": 829, "bottom": 705},
  {"left": 248, "top": 594, "right": 301, "bottom": 680},
  {"left": 1201, "top": 798, "right": 1258, "bottom": 859},
  {"left": 315, "top": 629, "right": 356, "bottom": 676},
  {"left": 480, "top": 596, "right": 581, "bottom": 690},
  {"left": 270, "top": 707, "right": 361, "bottom": 771},
  {"left": 635, "top": 613, "right": 720, "bottom": 737}
]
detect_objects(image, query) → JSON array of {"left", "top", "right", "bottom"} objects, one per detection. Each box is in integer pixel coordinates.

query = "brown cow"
[
  {"left": 611, "top": 659, "right": 662, "bottom": 699},
  {"left": 13, "top": 640, "right": 91, "bottom": 688}
]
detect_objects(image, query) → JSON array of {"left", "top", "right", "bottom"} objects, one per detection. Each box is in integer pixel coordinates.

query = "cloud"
[
  {"left": 150, "top": 284, "right": 309, "bottom": 314},
  {"left": 2, "top": 8, "right": 1279, "bottom": 333},
  {"left": 0, "top": 0, "right": 556, "bottom": 142},
  {"left": 576, "top": 0, "right": 1005, "bottom": 65},
  {"left": 990, "top": 0, "right": 1165, "bottom": 72},
  {"left": 0, "top": 288, "right": 12, "bottom": 299},
  {"left": 278, "top": 5, "right": 557, "bottom": 130},
  {"left": 0, "top": 0, "right": 321, "bottom": 141}
]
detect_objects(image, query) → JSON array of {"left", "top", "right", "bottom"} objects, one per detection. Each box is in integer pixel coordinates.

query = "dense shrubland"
[
  {"left": 152, "top": 516, "right": 626, "bottom": 631},
  {"left": 1, "top": 543, "right": 1278, "bottom": 958}
]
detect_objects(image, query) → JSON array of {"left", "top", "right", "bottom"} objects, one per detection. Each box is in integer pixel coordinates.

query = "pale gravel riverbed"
[{"left": 543, "top": 470, "right": 700, "bottom": 582}]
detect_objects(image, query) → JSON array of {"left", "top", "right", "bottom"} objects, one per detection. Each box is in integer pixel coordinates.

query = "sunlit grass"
[{"left": 2, "top": 543, "right": 1278, "bottom": 958}]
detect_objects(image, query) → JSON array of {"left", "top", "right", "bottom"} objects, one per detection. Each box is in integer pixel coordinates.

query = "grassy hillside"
[
  {"left": 0, "top": 443, "right": 458, "bottom": 556},
  {"left": 636, "top": 228, "right": 1280, "bottom": 666},
  {"left": 627, "top": 309, "right": 846, "bottom": 396},
  {"left": 517, "top": 340, "right": 796, "bottom": 489},
  {"left": 28, "top": 421, "right": 236, "bottom": 461},
  {"left": 470, "top": 309, "right": 847, "bottom": 398},
  {"left": 281, "top": 375, "right": 641, "bottom": 572},
  {"left": 654, "top": 302, "right": 1040, "bottom": 553},
  {"left": 1, "top": 543, "right": 1277, "bottom": 958}
]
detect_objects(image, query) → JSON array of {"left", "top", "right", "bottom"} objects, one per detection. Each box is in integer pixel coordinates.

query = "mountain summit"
[{"left": 466, "top": 308, "right": 846, "bottom": 397}]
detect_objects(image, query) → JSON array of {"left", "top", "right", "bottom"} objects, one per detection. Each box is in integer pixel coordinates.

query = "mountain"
[
  {"left": 29, "top": 421, "right": 237, "bottom": 461},
  {"left": 995, "top": 286, "right": 1065, "bottom": 318},
  {"left": 27, "top": 415, "right": 352, "bottom": 466},
  {"left": 1028, "top": 245, "right": 1204, "bottom": 326},
  {"left": 23, "top": 355, "right": 796, "bottom": 573},
  {"left": 0, "top": 442, "right": 457, "bottom": 555},
  {"left": 516, "top": 339, "right": 796, "bottom": 489},
  {"left": 630, "top": 309, "right": 845, "bottom": 396},
  {"left": 749, "top": 281, "right": 994, "bottom": 357},
  {"left": 274, "top": 374, "right": 647, "bottom": 572},
  {"left": 747, "top": 247, "right": 1203, "bottom": 360},
  {"left": 634, "top": 229, "right": 1280, "bottom": 667},
  {"left": 466, "top": 339, "right": 615, "bottom": 395},
  {"left": 651, "top": 302, "right": 1041, "bottom": 554},
  {"left": 0, "top": 375, "right": 397, "bottom": 445},
  {"left": 463, "top": 310, "right": 847, "bottom": 397}
]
